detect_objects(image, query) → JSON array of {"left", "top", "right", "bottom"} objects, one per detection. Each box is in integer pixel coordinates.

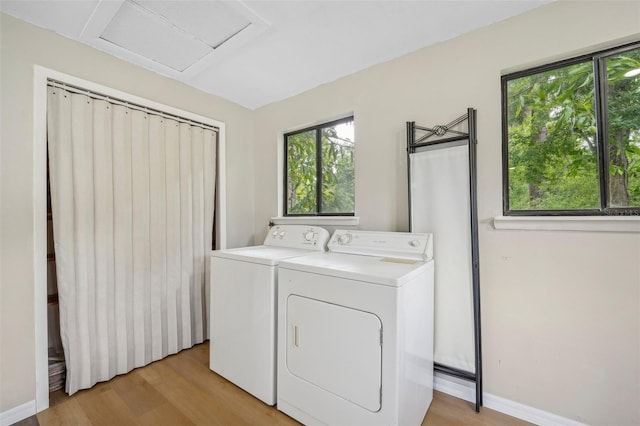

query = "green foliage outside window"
[
  {"left": 504, "top": 45, "right": 640, "bottom": 213},
  {"left": 286, "top": 118, "right": 355, "bottom": 215}
]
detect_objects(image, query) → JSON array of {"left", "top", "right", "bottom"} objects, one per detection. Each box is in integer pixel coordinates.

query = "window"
[
  {"left": 502, "top": 42, "right": 640, "bottom": 216},
  {"left": 284, "top": 117, "right": 355, "bottom": 216}
]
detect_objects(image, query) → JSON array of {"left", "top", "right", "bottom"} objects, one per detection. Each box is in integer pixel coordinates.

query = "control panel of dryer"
[
  {"left": 328, "top": 230, "right": 433, "bottom": 261},
  {"left": 264, "top": 225, "right": 330, "bottom": 251}
]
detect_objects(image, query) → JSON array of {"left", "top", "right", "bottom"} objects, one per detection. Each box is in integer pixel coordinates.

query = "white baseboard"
[
  {"left": 0, "top": 400, "right": 36, "bottom": 426},
  {"left": 434, "top": 375, "right": 587, "bottom": 426}
]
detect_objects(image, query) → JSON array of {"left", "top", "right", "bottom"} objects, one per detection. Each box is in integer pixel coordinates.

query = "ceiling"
[{"left": 1, "top": 0, "right": 551, "bottom": 110}]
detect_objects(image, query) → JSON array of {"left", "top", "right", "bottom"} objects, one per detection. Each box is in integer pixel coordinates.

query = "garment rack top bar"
[
  {"left": 410, "top": 134, "right": 471, "bottom": 150},
  {"left": 407, "top": 111, "right": 474, "bottom": 152}
]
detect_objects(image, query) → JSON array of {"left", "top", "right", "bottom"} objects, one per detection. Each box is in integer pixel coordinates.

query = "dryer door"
[{"left": 286, "top": 295, "right": 382, "bottom": 412}]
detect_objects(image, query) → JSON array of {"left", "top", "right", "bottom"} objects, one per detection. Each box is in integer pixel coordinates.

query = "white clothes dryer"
[
  {"left": 277, "top": 230, "right": 435, "bottom": 425},
  {"left": 210, "top": 225, "right": 330, "bottom": 405}
]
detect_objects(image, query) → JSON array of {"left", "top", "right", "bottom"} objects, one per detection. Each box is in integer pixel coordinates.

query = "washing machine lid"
[
  {"left": 279, "top": 252, "right": 431, "bottom": 287},
  {"left": 211, "top": 245, "right": 317, "bottom": 266}
]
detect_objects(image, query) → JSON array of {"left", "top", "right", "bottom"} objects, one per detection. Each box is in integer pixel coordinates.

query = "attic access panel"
[{"left": 81, "top": 0, "right": 269, "bottom": 78}]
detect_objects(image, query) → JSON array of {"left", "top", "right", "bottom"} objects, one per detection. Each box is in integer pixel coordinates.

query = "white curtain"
[
  {"left": 47, "top": 86, "right": 217, "bottom": 395},
  {"left": 410, "top": 141, "right": 475, "bottom": 373}
]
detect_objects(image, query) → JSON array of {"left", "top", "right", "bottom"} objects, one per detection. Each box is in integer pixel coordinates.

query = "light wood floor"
[{"left": 32, "top": 342, "right": 531, "bottom": 426}]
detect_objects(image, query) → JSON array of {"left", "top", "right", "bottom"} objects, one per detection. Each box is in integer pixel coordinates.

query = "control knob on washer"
[
  {"left": 338, "top": 233, "right": 352, "bottom": 245},
  {"left": 409, "top": 240, "right": 421, "bottom": 248},
  {"left": 304, "top": 231, "right": 315, "bottom": 242}
]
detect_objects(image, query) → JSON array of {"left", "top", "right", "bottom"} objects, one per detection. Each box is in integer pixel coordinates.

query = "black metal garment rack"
[{"left": 406, "top": 108, "right": 483, "bottom": 412}]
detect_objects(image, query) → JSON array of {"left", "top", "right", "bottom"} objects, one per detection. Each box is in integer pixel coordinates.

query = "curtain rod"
[{"left": 47, "top": 79, "right": 219, "bottom": 133}]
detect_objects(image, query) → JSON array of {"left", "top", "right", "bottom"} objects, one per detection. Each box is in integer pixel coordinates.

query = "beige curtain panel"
[{"left": 47, "top": 86, "right": 217, "bottom": 395}]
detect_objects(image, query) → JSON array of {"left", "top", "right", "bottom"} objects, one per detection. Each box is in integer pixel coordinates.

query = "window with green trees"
[
  {"left": 502, "top": 42, "right": 640, "bottom": 215},
  {"left": 284, "top": 117, "right": 355, "bottom": 215}
]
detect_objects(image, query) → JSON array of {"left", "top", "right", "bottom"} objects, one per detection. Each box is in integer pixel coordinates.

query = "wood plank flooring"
[{"left": 34, "top": 342, "right": 531, "bottom": 426}]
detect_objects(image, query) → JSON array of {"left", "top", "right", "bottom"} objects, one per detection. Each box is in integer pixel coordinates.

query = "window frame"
[
  {"left": 283, "top": 116, "right": 355, "bottom": 217},
  {"left": 501, "top": 41, "right": 640, "bottom": 217}
]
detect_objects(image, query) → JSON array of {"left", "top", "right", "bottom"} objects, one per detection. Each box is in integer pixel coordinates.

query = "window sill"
[
  {"left": 270, "top": 216, "right": 360, "bottom": 227},
  {"left": 493, "top": 215, "right": 640, "bottom": 233}
]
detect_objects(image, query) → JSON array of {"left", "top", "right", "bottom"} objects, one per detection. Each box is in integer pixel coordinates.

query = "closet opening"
[
  {"left": 34, "top": 66, "right": 227, "bottom": 411},
  {"left": 46, "top": 151, "right": 65, "bottom": 397}
]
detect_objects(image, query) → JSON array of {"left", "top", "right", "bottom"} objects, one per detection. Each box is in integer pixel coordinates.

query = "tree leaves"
[
  {"left": 506, "top": 46, "right": 640, "bottom": 210},
  {"left": 286, "top": 121, "right": 355, "bottom": 214}
]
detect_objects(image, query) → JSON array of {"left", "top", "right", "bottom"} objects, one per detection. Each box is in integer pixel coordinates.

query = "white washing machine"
[
  {"left": 277, "top": 230, "right": 435, "bottom": 425},
  {"left": 210, "top": 225, "right": 330, "bottom": 405}
]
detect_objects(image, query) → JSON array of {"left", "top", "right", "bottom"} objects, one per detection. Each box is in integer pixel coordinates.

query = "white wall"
[
  {"left": 253, "top": 1, "right": 640, "bottom": 424},
  {"left": 0, "top": 13, "right": 255, "bottom": 414},
  {"left": 2, "top": 2, "right": 639, "bottom": 423}
]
